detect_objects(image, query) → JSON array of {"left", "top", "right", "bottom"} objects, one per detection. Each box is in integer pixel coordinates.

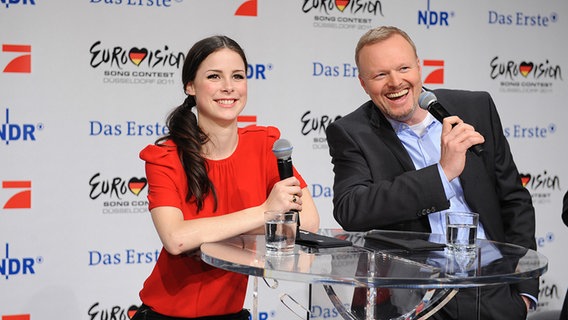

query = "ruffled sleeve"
[{"left": 139, "top": 141, "right": 185, "bottom": 211}]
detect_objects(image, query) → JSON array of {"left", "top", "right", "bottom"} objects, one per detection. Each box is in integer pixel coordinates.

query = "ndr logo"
[
  {"left": 1, "top": 243, "right": 41, "bottom": 280},
  {"left": 0, "top": 108, "right": 43, "bottom": 145},
  {"left": 1, "top": 0, "right": 35, "bottom": 9},
  {"left": 247, "top": 63, "right": 272, "bottom": 80},
  {"left": 418, "top": 0, "right": 454, "bottom": 28}
]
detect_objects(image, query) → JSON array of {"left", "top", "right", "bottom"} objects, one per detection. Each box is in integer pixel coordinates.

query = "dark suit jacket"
[
  {"left": 562, "top": 191, "right": 568, "bottom": 227},
  {"left": 325, "top": 89, "right": 538, "bottom": 308}
]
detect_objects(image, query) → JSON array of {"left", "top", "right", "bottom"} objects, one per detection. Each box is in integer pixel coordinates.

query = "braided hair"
[{"left": 156, "top": 35, "right": 247, "bottom": 212}]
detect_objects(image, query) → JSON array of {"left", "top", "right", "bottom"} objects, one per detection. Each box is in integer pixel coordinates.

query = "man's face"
[{"left": 357, "top": 34, "right": 423, "bottom": 125}]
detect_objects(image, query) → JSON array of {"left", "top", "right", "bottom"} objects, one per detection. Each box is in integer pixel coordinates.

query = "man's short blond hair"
[{"left": 355, "top": 26, "right": 418, "bottom": 68}]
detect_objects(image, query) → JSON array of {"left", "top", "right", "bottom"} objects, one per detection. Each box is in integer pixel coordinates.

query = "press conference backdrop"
[{"left": 1, "top": 0, "right": 566, "bottom": 319}]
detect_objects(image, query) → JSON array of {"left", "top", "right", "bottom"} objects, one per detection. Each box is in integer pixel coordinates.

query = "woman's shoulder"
[
  {"left": 139, "top": 140, "right": 178, "bottom": 164},
  {"left": 237, "top": 125, "right": 282, "bottom": 157},
  {"left": 239, "top": 125, "right": 281, "bottom": 141}
]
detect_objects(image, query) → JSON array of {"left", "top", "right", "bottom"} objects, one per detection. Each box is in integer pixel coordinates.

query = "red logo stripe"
[
  {"left": 237, "top": 115, "right": 257, "bottom": 122},
  {"left": 423, "top": 59, "right": 444, "bottom": 67},
  {"left": 2, "top": 181, "right": 31, "bottom": 188},
  {"left": 2, "top": 45, "right": 31, "bottom": 53},
  {"left": 2, "top": 315, "right": 31, "bottom": 320}
]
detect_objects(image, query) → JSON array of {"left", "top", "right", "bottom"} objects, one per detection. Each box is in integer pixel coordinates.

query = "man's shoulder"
[
  {"left": 332, "top": 100, "right": 374, "bottom": 126},
  {"left": 432, "top": 88, "right": 494, "bottom": 110},
  {"left": 433, "top": 88, "right": 491, "bottom": 101}
]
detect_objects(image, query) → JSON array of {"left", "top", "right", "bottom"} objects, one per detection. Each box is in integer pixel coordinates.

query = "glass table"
[{"left": 200, "top": 229, "right": 548, "bottom": 320}]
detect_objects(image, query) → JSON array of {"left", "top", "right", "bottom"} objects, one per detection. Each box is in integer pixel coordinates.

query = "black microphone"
[
  {"left": 272, "top": 139, "right": 294, "bottom": 180},
  {"left": 418, "top": 91, "right": 484, "bottom": 156},
  {"left": 272, "top": 139, "right": 353, "bottom": 249},
  {"left": 272, "top": 139, "right": 301, "bottom": 234}
]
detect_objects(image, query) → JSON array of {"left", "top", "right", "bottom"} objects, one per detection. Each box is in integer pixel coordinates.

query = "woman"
[{"left": 132, "top": 35, "right": 320, "bottom": 319}]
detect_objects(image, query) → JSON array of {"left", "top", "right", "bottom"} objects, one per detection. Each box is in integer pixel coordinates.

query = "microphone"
[
  {"left": 272, "top": 139, "right": 353, "bottom": 248},
  {"left": 272, "top": 139, "right": 294, "bottom": 180},
  {"left": 272, "top": 139, "right": 301, "bottom": 234},
  {"left": 418, "top": 91, "right": 484, "bottom": 156}
]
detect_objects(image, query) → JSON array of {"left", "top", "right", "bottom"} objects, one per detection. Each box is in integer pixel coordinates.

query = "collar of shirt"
[{"left": 386, "top": 113, "right": 436, "bottom": 136}]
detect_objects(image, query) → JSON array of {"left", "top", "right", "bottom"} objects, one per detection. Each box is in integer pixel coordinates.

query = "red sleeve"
[{"left": 140, "top": 142, "right": 185, "bottom": 211}]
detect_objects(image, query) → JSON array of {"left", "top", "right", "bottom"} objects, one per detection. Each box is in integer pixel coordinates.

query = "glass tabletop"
[{"left": 200, "top": 229, "right": 548, "bottom": 289}]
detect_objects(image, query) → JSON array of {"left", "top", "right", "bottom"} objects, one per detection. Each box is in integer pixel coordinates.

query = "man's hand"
[
  {"left": 521, "top": 295, "right": 532, "bottom": 312},
  {"left": 439, "top": 116, "right": 485, "bottom": 181}
]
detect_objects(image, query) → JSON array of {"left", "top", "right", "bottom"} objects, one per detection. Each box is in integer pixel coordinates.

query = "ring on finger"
[{"left": 292, "top": 195, "right": 297, "bottom": 203}]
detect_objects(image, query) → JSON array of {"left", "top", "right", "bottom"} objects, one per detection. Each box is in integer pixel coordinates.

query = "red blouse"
[{"left": 138, "top": 126, "right": 306, "bottom": 317}]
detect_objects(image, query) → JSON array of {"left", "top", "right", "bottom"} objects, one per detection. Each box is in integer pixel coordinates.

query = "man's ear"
[{"left": 358, "top": 76, "right": 369, "bottom": 95}]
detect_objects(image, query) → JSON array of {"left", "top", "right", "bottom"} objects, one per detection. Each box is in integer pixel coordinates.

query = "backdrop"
[{"left": 1, "top": 0, "right": 566, "bottom": 319}]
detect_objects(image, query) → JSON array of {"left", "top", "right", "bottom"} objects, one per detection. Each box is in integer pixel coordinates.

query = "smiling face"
[
  {"left": 357, "top": 34, "right": 425, "bottom": 125},
  {"left": 185, "top": 48, "right": 247, "bottom": 128}
]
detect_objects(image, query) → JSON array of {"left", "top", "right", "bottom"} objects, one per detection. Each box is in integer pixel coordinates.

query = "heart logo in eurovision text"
[
  {"left": 335, "top": 0, "right": 349, "bottom": 11},
  {"left": 128, "top": 177, "right": 148, "bottom": 196},
  {"left": 129, "top": 48, "right": 148, "bottom": 66},
  {"left": 128, "top": 305, "right": 139, "bottom": 319},
  {"left": 520, "top": 174, "right": 531, "bottom": 187},
  {"left": 519, "top": 62, "right": 534, "bottom": 77}
]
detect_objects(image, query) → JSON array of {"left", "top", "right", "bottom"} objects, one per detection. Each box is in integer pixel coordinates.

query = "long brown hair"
[{"left": 156, "top": 35, "right": 247, "bottom": 212}]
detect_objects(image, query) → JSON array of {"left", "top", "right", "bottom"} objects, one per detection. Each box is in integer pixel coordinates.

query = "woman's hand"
[{"left": 262, "top": 177, "right": 304, "bottom": 213}]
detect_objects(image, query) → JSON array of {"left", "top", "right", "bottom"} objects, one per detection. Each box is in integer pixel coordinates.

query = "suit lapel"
[
  {"left": 367, "top": 103, "right": 415, "bottom": 171},
  {"left": 459, "top": 152, "right": 499, "bottom": 239}
]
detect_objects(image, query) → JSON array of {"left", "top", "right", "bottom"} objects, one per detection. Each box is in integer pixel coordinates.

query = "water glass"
[
  {"left": 264, "top": 211, "right": 298, "bottom": 254},
  {"left": 445, "top": 211, "right": 479, "bottom": 254}
]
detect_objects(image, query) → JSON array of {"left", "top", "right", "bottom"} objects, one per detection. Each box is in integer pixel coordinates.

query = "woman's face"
[{"left": 185, "top": 48, "right": 247, "bottom": 127}]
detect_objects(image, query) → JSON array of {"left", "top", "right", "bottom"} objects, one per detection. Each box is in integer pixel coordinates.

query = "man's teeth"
[{"left": 386, "top": 89, "right": 409, "bottom": 99}]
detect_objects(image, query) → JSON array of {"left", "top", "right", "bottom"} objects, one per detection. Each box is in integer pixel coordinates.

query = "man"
[
  {"left": 325, "top": 26, "right": 537, "bottom": 319},
  {"left": 562, "top": 191, "right": 568, "bottom": 227},
  {"left": 561, "top": 192, "right": 568, "bottom": 319}
]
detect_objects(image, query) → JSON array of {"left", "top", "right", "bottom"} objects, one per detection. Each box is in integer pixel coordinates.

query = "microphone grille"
[
  {"left": 418, "top": 91, "right": 437, "bottom": 110},
  {"left": 272, "top": 139, "right": 293, "bottom": 159}
]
